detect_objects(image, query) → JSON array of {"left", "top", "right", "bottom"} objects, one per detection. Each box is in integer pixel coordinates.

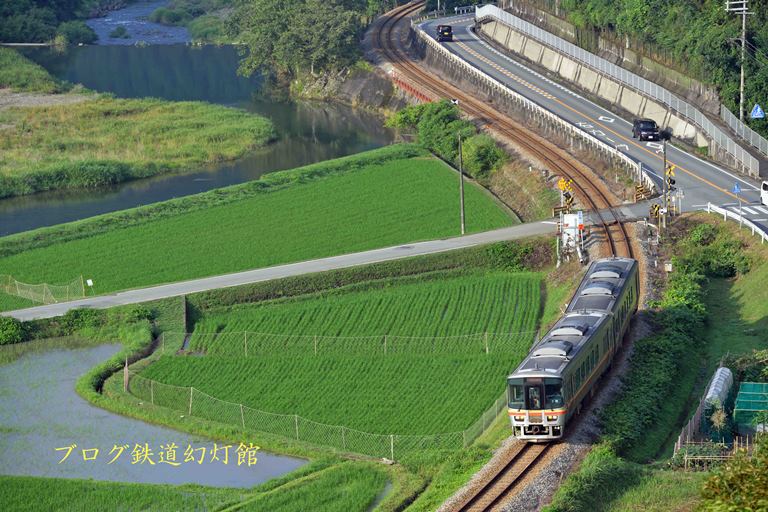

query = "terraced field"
[{"left": 141, "top": 272, "right": 542, "bottom": 435}]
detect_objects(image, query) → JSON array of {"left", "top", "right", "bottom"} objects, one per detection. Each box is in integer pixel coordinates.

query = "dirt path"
[{"left": 0, "top": 89, "right": 91, "bottom": 111}]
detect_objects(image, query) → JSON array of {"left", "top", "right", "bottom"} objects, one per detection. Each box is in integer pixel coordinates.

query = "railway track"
[
  {"left": 453, "top": 442, "right": 550, "bottom": 512},
  {"left": 375, "top": 1, "right": 633, "bottom": 259}
]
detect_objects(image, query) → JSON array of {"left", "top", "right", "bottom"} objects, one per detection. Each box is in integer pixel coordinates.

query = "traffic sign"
[
  {"left": 733, "top": 182, "right": 741, "bottom": 195},
  {"left": 751, "top": 104, "right": 765, "bottom": 119},
  {"left": 666, "top": 165, "right": 676, "bottom": 177}
]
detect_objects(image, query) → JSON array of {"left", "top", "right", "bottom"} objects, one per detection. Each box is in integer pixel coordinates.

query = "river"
[
  {"left": 0, "top": 343, "right": 305, "bottom": 487},
  {"left": 5, "top": 45, "right": 392, "bottom": 236}
]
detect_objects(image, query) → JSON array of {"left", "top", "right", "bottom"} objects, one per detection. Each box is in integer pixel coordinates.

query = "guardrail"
[
  {"left": 720, "top": 105, "right": 768, "bottom": 159},
  {"left": 411, "top": 20, "right": 658, "bottom": 194},
  {"left": 475, "top": 5, "right": 760, "bottom": 178},
  {"left": 706, "top": 203, "right": 768, "bottom": 243}
]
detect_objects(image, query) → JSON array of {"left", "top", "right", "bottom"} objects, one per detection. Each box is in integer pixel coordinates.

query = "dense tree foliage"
[
  {"left": 701, "top": 434, "right": 768, "bottom": 511},
  {"left": 529, "top": 0, "right": 768, "bottom": 135},
  {"left": 387, "top": 100, "right": 506, "bottom": 182},
  {"left": 0, "top": 0, "right": 97, "bottom": 43},
  {"left": 229, "top": 0, "right": 398, "bottom": 77}
]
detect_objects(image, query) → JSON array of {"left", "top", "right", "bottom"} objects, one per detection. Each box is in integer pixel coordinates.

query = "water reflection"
[
  {"left": 0, "top": 343, "right": 305, "bottom": 486},
  {"left": 3, "top": 46, "right": 393, "bottom": 236}
]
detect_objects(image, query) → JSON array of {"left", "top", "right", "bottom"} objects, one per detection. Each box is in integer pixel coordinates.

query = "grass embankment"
[
  {"left": 0, "top": 145, "right": 513, "bottom": 309},
  {"left": 0, "top": 48, "right": 274, "bottom": 198},
  {"left": 0, "top": 47, "right": 69, "bottom": 93},
  {"left": 545, "top": 216, "right": 768, "bottom": 512},
  {"left": 0, "top": 459, "right": 389, "bottom": 512},
  {"left": 0, "top": 97, "right": 274, "bottom": 198},
  {"left": 142, "top": 271, "right": 541, "bottom": 435}
]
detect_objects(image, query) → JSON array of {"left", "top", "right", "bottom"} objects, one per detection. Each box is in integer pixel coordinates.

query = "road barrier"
[
  {"left": 720, "top": 105, "right": 768, "bottom": 159},
  {"left": 410, "top": 17, "right": 658, "bottom": 195},
  {"left": 475, "top": 5, "right": 761, "bottom": 177},
  {"left": 706, "top": 203, "right": 768, "bottom": 243}
]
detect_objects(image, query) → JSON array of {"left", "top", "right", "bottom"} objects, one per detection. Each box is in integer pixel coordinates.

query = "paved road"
[
  {"left": 420, "top": 15, "right": 765, "bottom": 222},
  {"left": 2, "top": 221, "right": 558, "bottom": 321}
]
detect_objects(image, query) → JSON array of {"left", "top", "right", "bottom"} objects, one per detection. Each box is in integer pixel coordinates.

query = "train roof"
[
  {"left": 508, "top": 258, "right": 637, "bottom": 381},
  {"left": 566, "top": 258, "right": 636, "bottom": 314},
  {"left": 508, "top": 311, "right": 609, "bottom": 379}
]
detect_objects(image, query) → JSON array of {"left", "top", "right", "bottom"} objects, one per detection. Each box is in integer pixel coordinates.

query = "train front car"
[
  {"left": 507, "top": 373, "right": 565, "bottom": 440},
  {"left": 507, "top": 257, "right": 638, "bottom": 442}
]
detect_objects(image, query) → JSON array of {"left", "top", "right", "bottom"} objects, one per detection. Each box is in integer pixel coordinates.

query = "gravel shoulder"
[{"left": 0, "top": 88, "right": 91, "bottom": 111}]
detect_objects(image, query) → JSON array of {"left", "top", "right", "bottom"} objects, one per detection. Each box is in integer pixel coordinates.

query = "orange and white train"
[{"left": 507, "top": 257, "right": 639, "bottom": 441}]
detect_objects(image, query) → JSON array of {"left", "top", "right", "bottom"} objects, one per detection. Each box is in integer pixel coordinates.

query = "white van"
[{"left": 763, "top": 181, "right": 768, "bottom": 206}]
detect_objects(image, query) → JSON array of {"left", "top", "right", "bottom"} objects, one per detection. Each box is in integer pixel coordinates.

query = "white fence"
[
  {"left": 475, "top": 5, "right": 761, "bottom": 177},
  {"left": 127, "top": 370, "right": 509, "bottom": 460},
  {"left": 411, "top": 19, "right": 658, "bottom": 194},
  {"left": 0, "top": 274, "right": 85, "bottom": 304},
  {"left": 720, "top": 105, "right": 768, "bottom": 159},
  {"left": 706, "top": 203, "right": 768, "bottom": 243}
]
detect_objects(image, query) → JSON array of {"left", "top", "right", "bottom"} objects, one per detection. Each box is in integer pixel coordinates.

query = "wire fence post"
[
  {"left": 123, "top": 358, "right": 128, "bottom": 392},
  {"left": 189, "top": 387, "right": 193, "bottom": 416},
  {"left": 240, "top": 403, "right": 245, "bottom": 429},
  {"left": 463, "top": 429, "right": 467, "bottom": 448},
  {"left": 294, "top": 415, "right": 299, "bottom": 440},
  {"left": 384, "top": 335, "right": 388, "bottom": 355},
  {"left": 484, "top": 332, "right": 489, "bottom": 355},
  {"left": 390, "top": 435, "right": 395, "bottom": 461}
]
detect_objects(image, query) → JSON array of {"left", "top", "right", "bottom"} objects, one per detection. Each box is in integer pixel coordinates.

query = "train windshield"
[
  {"left": 507, "top": 378, "right": 524, "bottom": 409},
  {"left": 544, "top": 379, "right": 564, "bottom": 409}
]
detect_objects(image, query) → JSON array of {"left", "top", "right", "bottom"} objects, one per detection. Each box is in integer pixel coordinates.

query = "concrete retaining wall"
[{"left": 479, "top": 19, "right": 710, "bottom": 149}]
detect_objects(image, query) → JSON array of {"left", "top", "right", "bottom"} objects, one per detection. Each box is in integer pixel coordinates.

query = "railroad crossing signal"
[
  {"left": 665, "top": 165, "right": 676, "bottom": 177},
  {"left": 557, "top": 178, "right": 573, "bottom": 193},
  {"left": 666, "top": 176, "right": 676, "bottom": 190},
  {"left": 634, "top": 184, "right": 649, "bottom": 202},
  {"left": 564, "top": 191, "right": 574, "bottom": 209},
  {"left": 650, "top": 203, "right": 660, "bottom": 218}
]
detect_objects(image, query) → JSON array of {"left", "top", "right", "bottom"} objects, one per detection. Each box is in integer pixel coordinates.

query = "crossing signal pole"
[{"left": 458, "top": 132, "right": 466, "bottom": 235}]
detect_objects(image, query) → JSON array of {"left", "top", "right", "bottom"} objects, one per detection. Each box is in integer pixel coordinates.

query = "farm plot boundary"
[{"left": 126, "top": 369, "right": 509, "bottom": 460}]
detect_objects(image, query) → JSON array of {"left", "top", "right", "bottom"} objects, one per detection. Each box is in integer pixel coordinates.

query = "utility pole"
[
  {"left": 662, "top": 139, "right": 667, "bottom": 231},
  {"left": 726, "top": 1, "right": 752, "bottom": 121},
  {"left": 458, "top": 133, "right": 466, "bottom": 235}
]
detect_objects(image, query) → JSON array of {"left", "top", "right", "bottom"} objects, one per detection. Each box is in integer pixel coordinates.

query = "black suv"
[
  {"left": 632, "top": 119, "right": 660, "bottom": 141},
  {"left": 437, "top": 25, "right": 453, "bottom": 42}
]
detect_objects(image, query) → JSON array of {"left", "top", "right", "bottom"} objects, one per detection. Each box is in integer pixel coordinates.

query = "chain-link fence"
[
  {"left": 475, "top": 5, "right": 761, "bottom": 176},
  {"left": 0, "top": 274, "right": 85, "bottom": 304},
  {"left": 127, "top": 370, "right": 509, "bottom": 460},
  {"left": 161, "top": 330, "right": 537, "bottom": 356}
]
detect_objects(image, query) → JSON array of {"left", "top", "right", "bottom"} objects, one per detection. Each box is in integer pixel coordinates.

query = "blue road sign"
[
  {"left": 733, "top": 182, "right": 741, "bottom": 195},
  {"left": 751, "top": 104, "right": 765, "bottom": 119}
]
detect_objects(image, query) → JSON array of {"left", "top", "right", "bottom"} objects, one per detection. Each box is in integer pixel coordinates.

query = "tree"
[{"left": 462, "top": 133, "right": 506, "bottom": 181}]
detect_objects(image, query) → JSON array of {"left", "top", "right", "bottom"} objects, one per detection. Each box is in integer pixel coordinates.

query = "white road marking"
[
  {"left": 598, "top": 116, "right": 615, "bottom": 122},
  {"left": 740, "top": 206, "right": 758, "bottom": 215},
  {"left": 753, "top": 206, "right": 768, "bottom": 215},
  {"left": 616, "top": 144, "right": 629, "bottom": 151}
]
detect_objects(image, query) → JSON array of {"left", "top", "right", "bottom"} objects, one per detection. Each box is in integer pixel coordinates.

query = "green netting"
[{"left": 734, "top": 382, "right": 768, "bottom": 427}]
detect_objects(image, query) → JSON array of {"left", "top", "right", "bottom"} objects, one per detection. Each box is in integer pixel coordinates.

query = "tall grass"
[
  {"left": 0, "top": 148, "right": 512, "bottom": 306},
  {"left": 0, "top": 97, "right": 274, "bottom": 198}
]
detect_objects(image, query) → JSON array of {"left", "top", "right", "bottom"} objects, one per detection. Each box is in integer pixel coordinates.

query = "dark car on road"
[
  {"left": 437, "top": 25, "right": 453, "bottom": 42},
  {"left": 632, "top": 118, "right": 661, "bottom": 141}
]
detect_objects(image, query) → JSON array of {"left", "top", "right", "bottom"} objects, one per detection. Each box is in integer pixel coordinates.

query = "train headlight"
[
  {"left": 513, "top": 415, "right": 525, "bottom": 422},
  {"left": 546, "top": 415, "right": 557, "bottom": 422}
]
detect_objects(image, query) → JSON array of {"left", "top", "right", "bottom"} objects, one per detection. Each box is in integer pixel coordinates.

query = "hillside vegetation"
[{"left": 524, "top": 0, "right": 768, "bottom": 137}]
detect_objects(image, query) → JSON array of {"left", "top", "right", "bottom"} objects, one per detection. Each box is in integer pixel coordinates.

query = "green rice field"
[
  {"left": 141, "top": 272, "right": 541, "bottom": 435},
  {"left": 0, "top": 146, "right": 512, "bottom": 310}
]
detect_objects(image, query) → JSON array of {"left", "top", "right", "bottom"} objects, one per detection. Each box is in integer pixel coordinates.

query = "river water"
[
  {"left": 6, "top": 45, "right": 392, "bottom": 236},
  {"left": 0, "top": 343, "right": 305, "bottom": 487}
]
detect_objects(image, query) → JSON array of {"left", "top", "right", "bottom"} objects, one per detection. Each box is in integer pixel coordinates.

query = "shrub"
[
  {"left": 0, "top": 317, "right": 25, "bottom": 345},
  {"left": 462, "top": 134, "right": 506, "bottom": 182},
  {"left": 61, "top": 308, "right": 104, "bottom": 331},
  {"left": 56, "top": 21, "right": 97, "bottom": 45},
  {"left": 701, "top": 435, "right": 768, "bottom": 511},
  {"left": 108, "top": 26, "right": 130, "bottom": 39}
]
